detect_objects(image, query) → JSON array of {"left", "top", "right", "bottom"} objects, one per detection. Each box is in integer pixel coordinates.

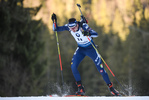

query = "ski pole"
[
  {"left": 54, "top": 20, "right": 64, "bottom": 91},
  {"left": 86, "top": 36, "right": 128, "bottom": 96}
]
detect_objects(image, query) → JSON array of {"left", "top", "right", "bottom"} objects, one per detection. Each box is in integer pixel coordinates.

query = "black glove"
[
  {"left": 83, "top": 31, "right": 90, "bottom": 36},
  {"left": 51, "top": 13, "right": 57, "bottom": 23}
]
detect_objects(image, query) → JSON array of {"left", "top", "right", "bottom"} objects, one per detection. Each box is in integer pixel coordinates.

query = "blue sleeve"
[
  {"left": 82, "top": 23, "right": 98, "bottom": 37},
  {"left": 53, "top": 23, "right": 69, "bottom": 32}
]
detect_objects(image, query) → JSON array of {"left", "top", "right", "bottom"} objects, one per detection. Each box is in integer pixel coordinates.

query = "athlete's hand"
[
  {"left": 51, "top": 13, "right": 57, "bottom": 23},
  {"left": 83, "top": 31, "right": 91, "bottom": 36}
]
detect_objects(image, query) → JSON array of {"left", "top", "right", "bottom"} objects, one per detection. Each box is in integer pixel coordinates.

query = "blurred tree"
[
  {"left": 0, "top": 0, "right": 50, "bottom": 96},
  {"left": 112, "top": 9, "right": 126, "bottom": 40}
]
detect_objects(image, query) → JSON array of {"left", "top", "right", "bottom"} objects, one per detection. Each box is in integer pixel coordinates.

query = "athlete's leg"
[
  {"left": 86, "top": 47, "right": 111, "bottom": 84},
  {"left": 71, "top": 47, "right": 85, "bottom": 81},
  {"left": 86, "top": 47, "right": 121, "bottom": 96}
]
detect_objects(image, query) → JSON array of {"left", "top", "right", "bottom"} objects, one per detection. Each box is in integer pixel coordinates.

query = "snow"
[{"left": 0, "top": 96, "right": 149, "bottom": 100}]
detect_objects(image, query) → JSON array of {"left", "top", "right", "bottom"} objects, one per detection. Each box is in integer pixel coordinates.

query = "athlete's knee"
[
  {"left": 71, "top": 62, "right": 78, "bottom": 73},
  {"left": 97, "top": 64, "right": 106, "bottom": 75}
]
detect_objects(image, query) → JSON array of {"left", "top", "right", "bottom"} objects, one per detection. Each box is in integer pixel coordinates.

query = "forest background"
[{"left": 0, "top": 0, "right": 149, "bottom": 96}]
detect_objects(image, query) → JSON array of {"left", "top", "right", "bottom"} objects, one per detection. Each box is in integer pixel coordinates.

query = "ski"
[
  {"left": 64, "top": 95, "right": 88, "bottom": 97},
  {"left": 49, "top": 95, "right": 88, "bottom": 97}
]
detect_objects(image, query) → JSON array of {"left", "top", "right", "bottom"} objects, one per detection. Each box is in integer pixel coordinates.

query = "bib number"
[{"left": 77, "top": 38, "right": 83, "bottom": 41}]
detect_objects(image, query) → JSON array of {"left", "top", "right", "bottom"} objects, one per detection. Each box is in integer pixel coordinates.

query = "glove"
[
  {"left": 83, "top": 31, "right": 90, "bottom": 36},
  {"left": 51, "top": 13, "right": 57, "bottom": 23}
]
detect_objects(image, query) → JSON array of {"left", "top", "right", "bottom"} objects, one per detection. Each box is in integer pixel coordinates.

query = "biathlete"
[{"left": 51, "top": 13, "right": 121, "bottom": 96}]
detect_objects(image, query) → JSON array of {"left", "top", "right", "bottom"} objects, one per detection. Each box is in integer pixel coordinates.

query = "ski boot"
[
  {"left": 107, "top": 83, "right": 121, "bottom": 96},
  {"left": 75, "top": 81, "right": 85, "bottom": 96}
]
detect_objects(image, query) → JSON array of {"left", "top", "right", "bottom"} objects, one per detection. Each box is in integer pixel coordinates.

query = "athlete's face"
[{"left": 69, "top": 24, "right": 79, "bottom": 32}]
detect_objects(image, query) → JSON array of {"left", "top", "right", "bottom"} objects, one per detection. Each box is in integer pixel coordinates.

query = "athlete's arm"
[{"left": 53, "top": 24, "right": 69, "bottom": 32}]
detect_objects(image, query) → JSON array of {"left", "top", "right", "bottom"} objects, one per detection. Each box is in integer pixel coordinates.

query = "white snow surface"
[{"left": 0, "top": 96, "right": 149, "bottom": 100}]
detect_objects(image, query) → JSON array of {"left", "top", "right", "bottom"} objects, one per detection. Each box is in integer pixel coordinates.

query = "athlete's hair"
[{"left": 68, "top": 18, "right": 76, "bottom": 23}]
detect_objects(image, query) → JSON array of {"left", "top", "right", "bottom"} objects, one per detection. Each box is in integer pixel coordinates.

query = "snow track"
[{"left": 0, "top": 96, "right": 149, "bottom": 100}]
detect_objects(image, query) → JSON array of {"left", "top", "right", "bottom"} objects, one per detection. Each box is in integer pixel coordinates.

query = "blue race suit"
[{"left": 53, "top": 22, "right": 111, "bottom": 84}]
